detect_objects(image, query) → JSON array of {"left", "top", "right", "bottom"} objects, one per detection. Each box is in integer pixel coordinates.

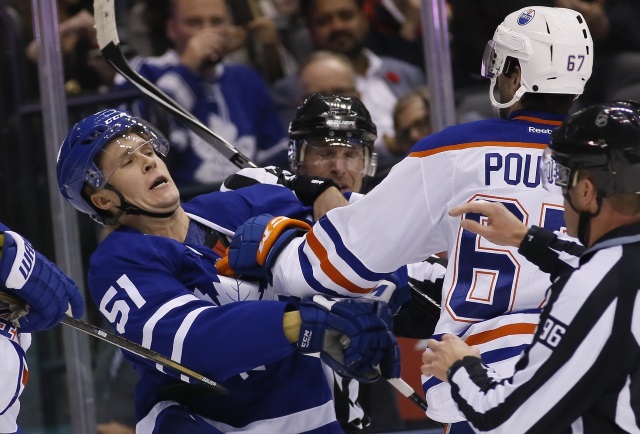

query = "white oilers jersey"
[
  {"left": 269, "top": 110, "right": 568, "bottom": 421},
  {"left": 0, "top": 313, "right": 29, "bottom": 434}
]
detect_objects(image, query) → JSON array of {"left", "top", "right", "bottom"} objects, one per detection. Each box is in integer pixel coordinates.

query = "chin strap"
[
  {"left": 489, "top": 79, "right": 527, "bottom": 110},
  {"left": 565, "top": 193, "right": 603, "bottom": 245},
  {"left": 105, "top": 184, "right": 176, "bottom": 221}
]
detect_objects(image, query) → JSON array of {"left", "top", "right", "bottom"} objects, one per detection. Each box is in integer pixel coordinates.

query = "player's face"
[
  {"left": 299, "top": 142, "right": 366, "bottom": 193},
  {"left": 98, "top": 135, "right": 180, "bottom": 215},
  {"left": 308, "top": 0, "right": 368, "bottom": 57},
  {"left": 167, "top": 0, "right": 229, "bottom": 54}
]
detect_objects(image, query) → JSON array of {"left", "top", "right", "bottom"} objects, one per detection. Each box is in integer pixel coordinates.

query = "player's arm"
[
  {"left": 221, "top": 166, "right": 346, "bottom": 220},
  {"left": 219, "top": 157, "right": 444, "bottom": 298}
]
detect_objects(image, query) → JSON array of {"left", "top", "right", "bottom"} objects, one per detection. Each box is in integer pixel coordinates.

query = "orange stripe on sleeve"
[
  {"left": 306, "top": 229, "right": 375, "bottom": 294},
  {"left": 512, "top": 116, "right": 563, "bottom": 126},
  {"left": 409, "top": 141, "right": 548, "bottom": 158},
  {"left": 464, "top": 323, "right": 538, "bottom": 346}
]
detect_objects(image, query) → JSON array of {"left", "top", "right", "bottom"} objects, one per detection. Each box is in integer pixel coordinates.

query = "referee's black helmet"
[{"left": 549, "top": 100, "right": 640, "bottom": 196}]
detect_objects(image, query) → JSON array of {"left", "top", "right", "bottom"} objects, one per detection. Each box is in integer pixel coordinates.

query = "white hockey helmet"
[{"left": 481, "top": 6, "right": 593, "bottom": 109}]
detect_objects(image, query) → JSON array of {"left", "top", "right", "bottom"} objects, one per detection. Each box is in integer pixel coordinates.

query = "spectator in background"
[
  {"left": 299, "top": 51, "right": 359, "bottom": 98},
  {"left": 366, "top": 85, "right": 431, "bottom": 190},
  {"left": 362, "top": 0, "right": 426, "bottom": 70},
  {"left": 392, "top": 86, "right": 431, "bottom": 154},
  {"left": 113, "top": 0, "right": 289, "bottom": 189},
  {"left": 271, "top": 0, "right": 425, "bottom": 169},
  {"left": 273, "top": 50, "right": 360, "bottom": 125},
  {"left": 17, "top": 0, "right": 115, "bottom": 95},
  {"left": 269, "top": 0, "right": 315, "bottom": 68}
]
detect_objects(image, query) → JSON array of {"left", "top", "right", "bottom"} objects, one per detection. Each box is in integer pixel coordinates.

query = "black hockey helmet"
[
  {"left": 546, "top": 100, "right": 640, "bottom": 196},
  {"left": 288, "top": 93, "right": 377, "bottom": 176}
]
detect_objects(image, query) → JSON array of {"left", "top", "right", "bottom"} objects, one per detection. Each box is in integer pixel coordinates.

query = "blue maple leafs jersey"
[{"left": 86, "top": 186, "right": 343, "bottom": 433}]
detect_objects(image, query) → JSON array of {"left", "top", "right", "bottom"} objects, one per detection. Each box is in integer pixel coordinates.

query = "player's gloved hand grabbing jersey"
[
  {"left": 217, "top": 214, "right": 311, "bottom": 280},
  {"left": 221, "top": 166, "right": 340, "bottom": 206},
  {"left": 288, "top": 295, "right": 401, "bottom": 382},
  {"left": 0, "top": 231, "right": 84, "bottom": 332}
]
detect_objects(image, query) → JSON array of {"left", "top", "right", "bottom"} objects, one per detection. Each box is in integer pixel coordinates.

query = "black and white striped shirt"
[{"left": 448, "top": 222, "right": 640, "bottom": 433}]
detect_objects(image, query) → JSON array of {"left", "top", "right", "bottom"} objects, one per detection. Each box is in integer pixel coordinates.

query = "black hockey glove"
[
  {"left": 283, "top": 174, "right": 340, "bottom": 206},
  {"left": 221, "top": 166, "right": 340, "bottom": 206}
]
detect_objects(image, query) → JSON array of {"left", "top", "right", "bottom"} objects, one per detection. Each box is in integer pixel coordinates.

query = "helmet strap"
[
  {"left": 104, "top": 184, "right": 176, "bottom": 221},
  {"left": 489, "top": 79, "right": 527, "bottom": 110},
  {"left": 565, "top": 192, "right": 603, "bottom": 246}
]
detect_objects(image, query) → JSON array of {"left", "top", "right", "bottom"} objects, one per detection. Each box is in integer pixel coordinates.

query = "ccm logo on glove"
[
  {"left": 4, "top": 231, "right": 35, "bottom": 289},
  {"left": 300, "top": 329, "right": 312, "bottom": 349}
]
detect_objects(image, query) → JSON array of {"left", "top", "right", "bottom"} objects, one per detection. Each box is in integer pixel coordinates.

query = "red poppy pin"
[{"left": 385, "top": 71, "right": 400, "bottom": 83}]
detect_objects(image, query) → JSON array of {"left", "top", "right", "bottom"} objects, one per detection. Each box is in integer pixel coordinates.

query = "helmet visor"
[
  {"left": 299, "top": 137, "right": 377, "bottom": 177},
  {"left": 481, "top": 40, "right": 506, "bottom": 79},
  {"left": 541, "top": 147, "right": 572, "bottom": 194},
  {"left": 89, "top": 119, "right": 169, "bottom": 189}
]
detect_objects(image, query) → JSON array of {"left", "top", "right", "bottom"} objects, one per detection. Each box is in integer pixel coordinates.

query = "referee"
[{"left": 423, "top": 100, "right": 640, "bottom": 433}]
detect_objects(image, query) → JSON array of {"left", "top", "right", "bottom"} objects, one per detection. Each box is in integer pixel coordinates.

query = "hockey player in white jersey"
[
  {"left": 55, "top": 109, "right": 401, "bottom": 433},
  {"left": 217, "top": 6, "right": 593, "bottom": 433},
  {"left": 423, "top": 100, "right": 640, "bottom": 433},
  {"left": 0, "top": 223, "right": 84, "bottom": 433},
  {"left": 222, "top": 93, "right": 445, "bottom": 431}
]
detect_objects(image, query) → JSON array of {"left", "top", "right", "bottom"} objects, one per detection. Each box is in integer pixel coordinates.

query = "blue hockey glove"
[
  {"left": 0, "top": 231, "right": 85, "bottom": 332},
  {"left": 216, "top": 214, "right": 311, "bottom": 279},
  {"left": 297, "top": 295, "right": 401, "bottom": 382},
  {"left": 371, "top": 266, "right": 411, "bottom": 317}
]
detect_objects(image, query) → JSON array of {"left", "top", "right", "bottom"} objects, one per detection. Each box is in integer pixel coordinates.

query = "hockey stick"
[
  {"left": 409, "top": 280, "right": 441, "bottom": 320},
  {"left": 93, "top": 0, "right": 256, "bottom": 170},
  {"left": 93, "top": 0, "right": 433, "bottom": 413},
  {"left": 0, "top": 291, "right": 228, "bottom": 394}
]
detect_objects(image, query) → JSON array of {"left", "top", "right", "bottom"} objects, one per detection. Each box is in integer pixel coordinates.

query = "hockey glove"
[
  {"left": 221, "top": 167, "right": 340, "bottom": 206},
  {"left": 216, "top": 214, "right": 311, "bottom": 279},
  {"left": 0, "top": 231, "right": 85, "bottom": 332},
  {"left": 220, "top": 166, "right": 295, "bottom": 191},
  {"left": 368, "top": 266, "right": 411, "bottom": 317},
  {"left": 283, "top": 174, "right": 341, "bottom": 206},
  {"left": 297, "top": 295, "right": 401, "bottom": 382}
]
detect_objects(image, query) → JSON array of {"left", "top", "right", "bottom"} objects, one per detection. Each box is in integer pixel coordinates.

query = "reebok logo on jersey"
[
  {"left": 300, "top": 330, "right": 312, "bottom": 349},
  {"left": 528, "top": 126, "right": 553, "bottom": 134},
  {"left": 311, "top": 180, "right": 324, "bottom": 185}
]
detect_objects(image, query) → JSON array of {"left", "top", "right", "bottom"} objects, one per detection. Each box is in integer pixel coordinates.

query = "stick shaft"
[
  {"left": 94, "top": 0, "right": 256, "bottom": 170},
  {"left": 0, "top": 291, "right": 228, "bottom": 394}
]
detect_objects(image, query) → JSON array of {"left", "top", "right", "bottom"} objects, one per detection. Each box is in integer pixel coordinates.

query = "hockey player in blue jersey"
[
  {"left": 55, "top": 108, "right": 401, "bottom": 433},
  {"left": 0, "top": 223, "right": 84, "bottom": 433},
  {"left": 215, "top": 6, "right": 595, "bottom": 434}
]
